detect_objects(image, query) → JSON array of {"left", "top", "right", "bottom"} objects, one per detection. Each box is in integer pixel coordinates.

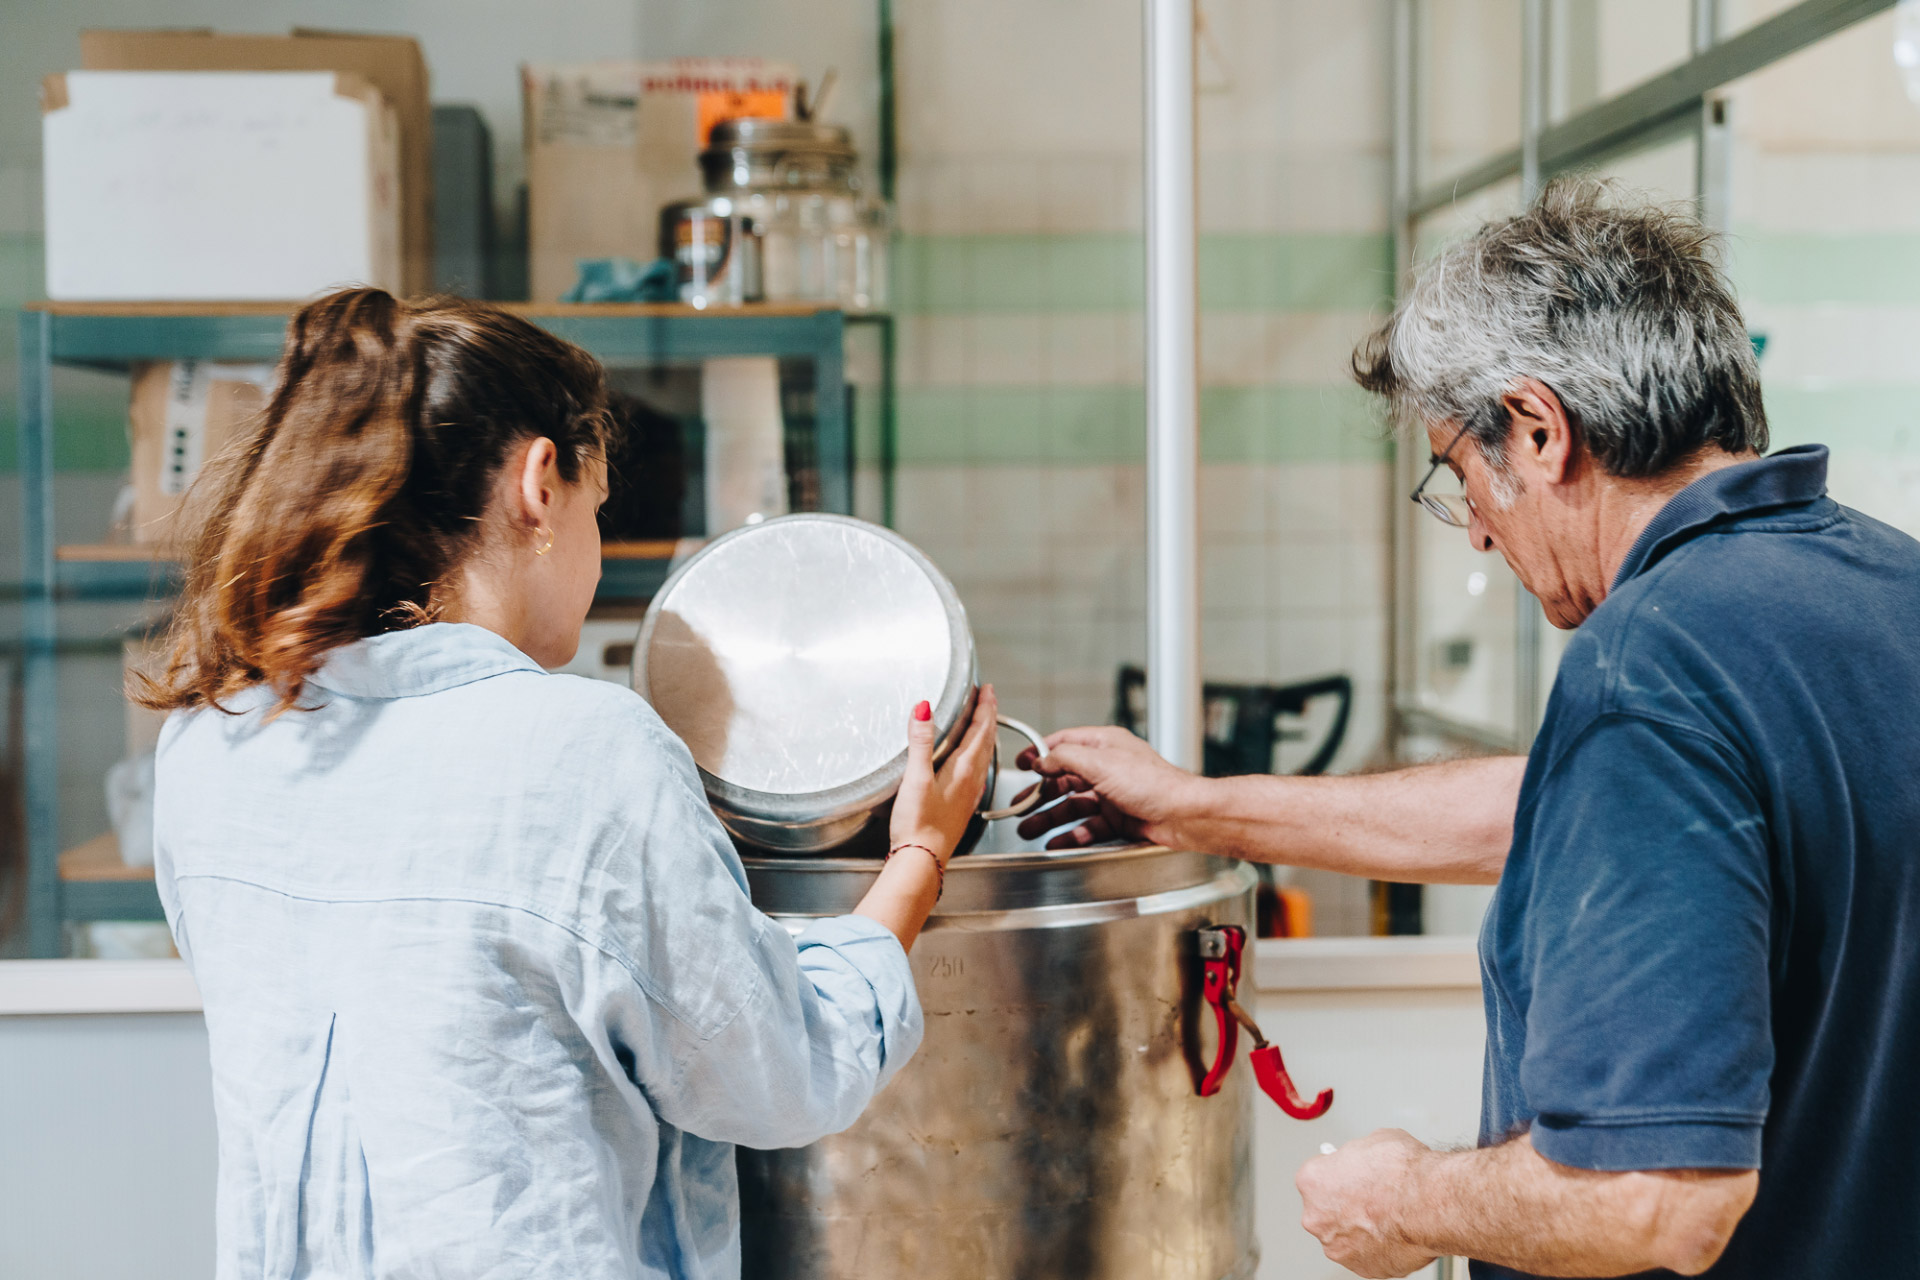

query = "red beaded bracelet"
[{"left": 886, "top": 842, "right": 944, "bottom": 901}]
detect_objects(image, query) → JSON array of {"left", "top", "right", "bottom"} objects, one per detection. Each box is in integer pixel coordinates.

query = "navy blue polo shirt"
[{"left": 1476, "top": 445, "right": 1920, "bottom": 1279}]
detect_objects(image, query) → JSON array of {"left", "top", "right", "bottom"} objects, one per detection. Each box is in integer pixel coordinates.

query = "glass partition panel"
[
  {"left": 1722, "top": 10, "right": 1920, "bottom": 537},
  {"left": 1535, "top": 132, "right": 1702, "bottom": 710},
  {"left": 1406, "top": 179, "right": 1527, "bottom": 752},
  {"left": 1405, "top": 133, "right": 1699, "bottom": 934},
  {"left": 1404, "top": 136, "right": 1700, "bottom": 754},
  {"left": 1550, "top": 0, "right": 1699, "bottom": 123},
  {"left": 1587, "top": 127, "right": 1701, "bottom": 200},
  {"left": 1421, "top": 0, "right": 1524, "bottom": 184},
  {"left": 1719, "top": 0, "right": 1833, "bottom": 42}
]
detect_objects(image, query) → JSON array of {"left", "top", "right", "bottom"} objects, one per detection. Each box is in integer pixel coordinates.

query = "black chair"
[{"left": 1113, "top": 666, "right": 1352, "bottom": 778}]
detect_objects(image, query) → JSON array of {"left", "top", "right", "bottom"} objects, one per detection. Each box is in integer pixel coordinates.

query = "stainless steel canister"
[
  {"left": 632, "top": 514, "right": 1039, "bottom": 853},
  {"left": 739, "top": 835, "right": 1260, "bottom": 1279},
  {"left": 660, "top": 197, "right": 764, "bottom": 307}
]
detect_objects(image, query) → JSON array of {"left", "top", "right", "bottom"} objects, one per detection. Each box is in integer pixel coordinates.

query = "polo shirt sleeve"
[{"left": 1517, "top": 711, "right": 1772, "bottom": 1172}]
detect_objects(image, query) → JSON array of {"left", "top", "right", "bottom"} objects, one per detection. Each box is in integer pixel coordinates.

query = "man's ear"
[{"left": 1500, "top": 379, "right": 1575, "bottom": 484}]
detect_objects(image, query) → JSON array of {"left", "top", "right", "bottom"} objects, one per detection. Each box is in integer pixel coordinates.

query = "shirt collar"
[
  {"left": 1612, "top": 444, "right": 1831, "bottom": 589},
  {"left": 308, "top": 622, "right": 543, "bottom": 699}
]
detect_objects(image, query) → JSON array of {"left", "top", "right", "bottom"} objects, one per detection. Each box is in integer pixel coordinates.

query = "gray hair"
[{"left": 1354, "top": 178, "right": 1767, "bottom": 479}]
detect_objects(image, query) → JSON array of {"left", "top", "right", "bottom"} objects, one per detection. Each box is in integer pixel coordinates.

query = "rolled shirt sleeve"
[
  {"left": 792, "top": 913, "right": 924, "bottom": 1099},
  {"left": 668, "top": 913, "right": 923, "bottom": 1151},
  {"left": 585, "top": 701, "right": 923, "bottom": 1153},
  {"left": 1517, "top": 712, "right": 1772, "bottom": 1171}
]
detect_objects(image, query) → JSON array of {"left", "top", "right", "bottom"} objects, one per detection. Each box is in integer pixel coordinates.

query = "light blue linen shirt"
[{"left": 153, "top": 622, "right": 921, "bottom": 1280}]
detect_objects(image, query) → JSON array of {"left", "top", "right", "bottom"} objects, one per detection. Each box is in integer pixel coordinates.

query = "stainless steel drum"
[
  {"left": 638, "top": 515, "right": 1258, "bottom": 1275},
  {"left": 739, "top": 835, "right": 1260, "bottom": 1280},
  {"left": 633, "top": 514, "right": 1039, "bottom": 853}
]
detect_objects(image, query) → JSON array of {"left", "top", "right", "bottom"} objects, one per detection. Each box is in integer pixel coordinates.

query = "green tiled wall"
[
  {"left": 890, "top": 232, "right": 1395, "bottom": 314},
  {"left": 1762, "top": 386, "right": 1920, "bottom": 455},
  {"left": 9, "top": 226, "right": 1920, "bottom": 475},
  {"left": 891, "top": 385, "right": 1386, "bottom": 465},
  {"left": 1726, "top": 231, "right": 1920, "bottom": 307},
  {"left": 883, "top": 226, "right": 1920, "bottom": 469},
  {"left": 889, "top": 230, "right": 1393, "bottom": 467}
]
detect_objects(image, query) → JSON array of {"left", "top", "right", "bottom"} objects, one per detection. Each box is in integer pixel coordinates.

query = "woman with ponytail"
[{"left": 139, "top": 289, "right": 994, "bottom": 1279}]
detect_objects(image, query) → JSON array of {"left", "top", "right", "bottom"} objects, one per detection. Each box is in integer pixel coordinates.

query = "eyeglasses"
[{"left": 1410, "top": 423, "right": 1475, "bottom": 528}]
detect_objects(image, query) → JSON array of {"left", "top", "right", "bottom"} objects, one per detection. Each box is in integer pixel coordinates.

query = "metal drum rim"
[
  {"left": 745, "top": 842, "right": 1259, "bottom": 927},
  {"left": 634, "top": 513, "right": 977, "bottom": 828},
  {"left": 741, "top": 838, "right": 1172, "bottom": 873},
  {"left": 762, "top": 861, "right": 1259, "bottom": 934}
]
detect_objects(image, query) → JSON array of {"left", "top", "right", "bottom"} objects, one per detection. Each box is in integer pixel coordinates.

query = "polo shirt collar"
[
  {"left": 308, "top": 622, "right": 543, "bottom": 699},
  {"left": 1612, "top": 444, "right": 1830, "bottom": 589}
]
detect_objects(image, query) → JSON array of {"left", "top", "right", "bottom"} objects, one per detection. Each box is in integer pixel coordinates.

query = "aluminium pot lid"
[{"left": 633, "top": 515, "right": 974, "bottom": 817}]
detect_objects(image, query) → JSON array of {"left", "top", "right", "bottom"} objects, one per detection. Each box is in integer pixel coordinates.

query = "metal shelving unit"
[{"left": 15, "top": 300, "right": 858, "bottom": 955}]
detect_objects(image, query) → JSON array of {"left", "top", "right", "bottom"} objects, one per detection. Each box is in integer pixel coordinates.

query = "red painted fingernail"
[{"left": 914, "top": 700, "right": 932, "bottom": 722}]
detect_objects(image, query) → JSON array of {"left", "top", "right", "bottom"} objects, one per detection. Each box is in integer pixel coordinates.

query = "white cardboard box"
[{"left": 42, "top": 70, "right": 401, "bottom": 300}]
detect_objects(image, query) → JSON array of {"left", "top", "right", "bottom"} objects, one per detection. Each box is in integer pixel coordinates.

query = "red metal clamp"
[{"left": 1197, "top": 924, "right": 1333, "bottom": 1121}]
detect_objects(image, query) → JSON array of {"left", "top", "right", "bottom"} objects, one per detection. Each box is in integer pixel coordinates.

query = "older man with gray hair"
[{"left": 1017, "top": 180, "right": 1920, "bottom": 1277}]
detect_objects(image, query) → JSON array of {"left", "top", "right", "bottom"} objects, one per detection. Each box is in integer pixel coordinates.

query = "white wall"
[
  {"left": 1252, "top": 985, "right": 1485, "bottom": 1280},
  {"left": 0, "top": 1013, "right": 217, "bottom": 1278},
  {"left": 0, "top": 977, "right": 1487, "bottom": 1280}
]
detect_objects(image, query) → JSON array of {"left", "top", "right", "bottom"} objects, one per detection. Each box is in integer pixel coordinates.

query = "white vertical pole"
[
  {"left": 1515, "top": 0, "right": 1547, "bottom": 747},
  {"left": 1388, "top": 0, "right": 1417, "bottom": 747},
  {"left": 1691, "top": 0, "right": 1721, "bottom": 53},
  {"left": 1144, "top": 0, "right": 1202, "bottom": 771},
  {"left": 1521, "top": 0, "right": 1547, "bottom": 199},
  {"left": 1693, "top": 0, "right": 1734, "bottom": 236}
]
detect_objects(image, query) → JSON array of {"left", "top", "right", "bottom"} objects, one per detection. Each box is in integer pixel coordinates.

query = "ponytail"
[{"left": 134, "top": 289, "right": 611, "bottom": 716}]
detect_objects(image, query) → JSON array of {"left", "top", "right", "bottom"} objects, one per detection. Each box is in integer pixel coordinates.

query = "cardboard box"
[
  {"left": 524, "top": 58, "right": 795, "bottom": 302},
  {"left": 79, "top": 28, "right": 433, "bottom": 294},
  {"left": 43, "top": 70, "right": 402, "bottom": 301},
  {"left": 127, "top": 359, "right": 273, "bottom": 546}
]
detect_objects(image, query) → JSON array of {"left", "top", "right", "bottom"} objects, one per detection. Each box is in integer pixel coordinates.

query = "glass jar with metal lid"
[{"left": 694, "top": 118, "right": 888, "bottom": 311}]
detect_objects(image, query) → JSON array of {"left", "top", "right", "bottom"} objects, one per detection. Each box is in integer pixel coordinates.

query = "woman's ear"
[
  {"left": 514, "top": 437, "right": 561, "bottom": 532},
  {"left": 1500, "top": 379, "right": 1576, "bottom": 485}
]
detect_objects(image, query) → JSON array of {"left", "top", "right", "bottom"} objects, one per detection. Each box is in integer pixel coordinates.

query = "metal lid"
[
  {"left": 634, "top": 515, "right": 974, "bottom": 830},
  {"left": 703, "top": 118, "right": 855, "bottom": 158}
]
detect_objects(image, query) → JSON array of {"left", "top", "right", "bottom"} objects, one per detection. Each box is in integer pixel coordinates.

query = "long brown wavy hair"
[{"left": 133, "top": 289, "right": 612, "bottom": 716}]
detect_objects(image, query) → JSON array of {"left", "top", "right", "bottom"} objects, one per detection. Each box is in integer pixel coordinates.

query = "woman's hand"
[
  {"left": 857, "top": 686, "right": 1000, "bottom": 951},
  {"left": 891, "top": 685, "right": 999, "bottom": 865}
]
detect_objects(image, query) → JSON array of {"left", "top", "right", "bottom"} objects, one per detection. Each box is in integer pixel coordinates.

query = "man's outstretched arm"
[
  {"left": 1017, "top": 727, "right": 1521, "bottom": 885},
  {"left": 1297, "top": 1129, "right": 1757, "bottom": 1279}
]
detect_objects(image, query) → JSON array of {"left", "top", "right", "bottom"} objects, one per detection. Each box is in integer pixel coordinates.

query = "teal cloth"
[{"left": 564, "top": 257, "right": 680, "bottom": 303}]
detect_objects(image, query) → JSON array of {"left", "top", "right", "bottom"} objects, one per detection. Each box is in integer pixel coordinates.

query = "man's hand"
[
  {"left": 1013, "top": 726, "right": 1205, "bottom": 848},
  {"left": 1297, "top": 1131, "right": 1438, "bottom": 1279},
  {"left": 1016, "top": 730, "right": 1521, "bottom": 880},
  {"left": 1298, "top": 1128, "right": 1758, "bottom": 1278}
]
